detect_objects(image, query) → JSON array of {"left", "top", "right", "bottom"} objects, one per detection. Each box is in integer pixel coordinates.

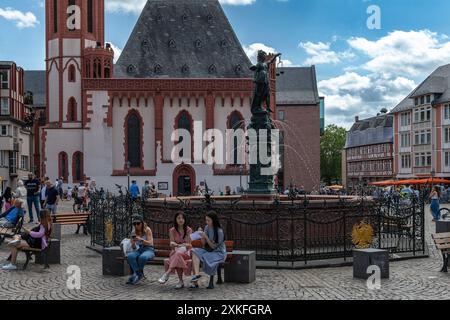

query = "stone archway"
[{"left": 172, "top": 164, "right": 196, "bottom": 196}]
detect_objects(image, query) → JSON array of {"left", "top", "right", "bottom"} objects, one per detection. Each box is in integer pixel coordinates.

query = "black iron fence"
[{"left": 90, "top": 193, "right": 426, "bottom": 267}]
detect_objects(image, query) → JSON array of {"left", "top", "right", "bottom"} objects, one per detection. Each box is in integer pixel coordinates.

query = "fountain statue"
[{"left": 246, "top": 50, "right": 281, "bottom": 196}]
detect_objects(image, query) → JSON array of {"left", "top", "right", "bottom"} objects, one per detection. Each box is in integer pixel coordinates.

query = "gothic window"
[
  {"left": 176, "top": 111, "right": 192, "bottom": 158},
  {"left": 58, "top": 152, "right": 68, "bottom": 181},
  {"left": 73, "top": 152, "right": 84, "bottom": 182},
  {"left": 67, "top": 97, "right": 77, "bottom": 122},
  {"left": 68, "top": 64, "right": 76, "bottom": 82},
  {"left": 93, "top": 59, "right": 102, "bottom": 78},
  {"left": 126, "top": 112, "right": 142, "bottom": 168}
]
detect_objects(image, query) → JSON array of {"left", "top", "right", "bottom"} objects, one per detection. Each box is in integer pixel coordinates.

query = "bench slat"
[{"left": 432, "top": 233, "right": 450, "bottom": 239}]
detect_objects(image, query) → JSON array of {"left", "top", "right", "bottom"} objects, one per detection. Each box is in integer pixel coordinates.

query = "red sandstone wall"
[{"left": 277, "top": 104, "right": 321, "bottom": 192}]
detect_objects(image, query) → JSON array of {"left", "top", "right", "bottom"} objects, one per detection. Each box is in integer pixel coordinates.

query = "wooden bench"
[
  {"left": 432, "top": 232, "right": 450, "bottom": 273},
  {"left": 52, "top": 213, "right": 90, "bottom": 235},
  {"left": 0, "top": 216, "right": 24, "bottom": 245},
  {"left": 119, "top": 239, "right": 234, "bottom": 284},
  {"left": 6, "top": 240, "right": 51, "bottom": 270}
]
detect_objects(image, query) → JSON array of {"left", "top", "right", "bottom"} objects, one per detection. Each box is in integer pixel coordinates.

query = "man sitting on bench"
[{"left": 0, "top": 199, "right": 24, "bottom": 229}]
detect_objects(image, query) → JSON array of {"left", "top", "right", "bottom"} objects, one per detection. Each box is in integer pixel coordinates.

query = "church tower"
[
  {"left": 44, "top": 0, "right": 113, "bottom": 181},
  {"left": 45, "top": 0, "right": 112, "bottom": 127}
]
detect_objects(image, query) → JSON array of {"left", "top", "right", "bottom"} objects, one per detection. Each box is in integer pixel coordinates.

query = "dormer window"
[
  {"left": 142, "top": 40, "right": 150, "bottom": 52},
  {"left": 181, "top": 13, "right": 189, "bottom": 23},
  {"left": 208, "top": 64, "right": 217, "bottom": 74},
  {"left": 207, "top": 14, "right": 214, "bottom": 24},
  {"left": 127, "top": 64, "right": 136, "bottom": 74},
  {"left": 154, "top": 64, "right": 162, "bottom": 75},
  {"left": 194, "top": 39, "right": 203, "bottom": 49},
  {"left": 220, "top": 40, "right": 228, "bottom": 48},
  {"left": 181, "top": 64, "right": 189, "bottom": 75},
  {"left": 235, "top": 65, "right": 242, "bottom": 74},
  {"left": 168, "top": 39, "right": 176, "bottom": 49}
]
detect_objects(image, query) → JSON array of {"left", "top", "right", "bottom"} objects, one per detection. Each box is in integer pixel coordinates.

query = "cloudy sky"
[{"left": 1, "top": 0, "right": 450, "bottom": 128}]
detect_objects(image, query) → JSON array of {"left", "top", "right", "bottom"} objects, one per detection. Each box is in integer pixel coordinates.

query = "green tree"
[{"left": 320, "top": 124, "right": 347, "bottom": 185}]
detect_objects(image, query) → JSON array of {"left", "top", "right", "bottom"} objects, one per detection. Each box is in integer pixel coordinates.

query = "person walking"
[
  {"left": 40, "top": 180, "right": 47, "bottom": 209},
  {"left": 57, "top": 177, "right": 64, "bottom": 201},
  {"left": 44, "top": 180, "right": 59, "bottom": 215},
  {"left": 130, "top": 181, "right": 140, "bottom": 200},
  {"left": 142, "top": 181, "right": 150, "bottom": 200},
  {"left": 430, "top": 186, "right": 441, "bottom": 222},
  {"left": 24, "top": 174, "right": 41, "bottom": 223}
]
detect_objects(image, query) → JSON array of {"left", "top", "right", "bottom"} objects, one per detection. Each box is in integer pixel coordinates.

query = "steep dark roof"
[
  {"left": 345, "top": 113, "right": 393, "bottom": 149},
  {"left": 114, "top": 0, "right": 252, "bottom": 79},
  {"left": 276, "top": 66, "right": 320, "bottom": 105},
  {"left": 24, "top": 71, "right": 46, "bottom": 107},
  {"left": 391, "top": 64, "right": 450, "bottom": 113}
]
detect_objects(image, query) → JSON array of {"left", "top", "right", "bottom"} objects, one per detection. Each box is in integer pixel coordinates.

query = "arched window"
[
  {"left": 85, "top": 60, "right": 91, "bottom": 78},
  {"left": 228, "top": 111, "right": 245, "bottom": 166},
  {"left": 93, "top": 59, "right": 101, "bottom": 78},
  {"left": 68, "top": 64, "right": 76, "bottom": 82},
  {"left": 67, "top": 97, "right": 77, "bottom": 122},
  {"left": 126, "top": 111, "right": 142, "bottom": 168},
  {"left": 72, "top": 152, "right": 84, "bottom": 182},
  {"left": 59, "top": 152, "right": 68, "bottom": 181},
  {"left": 104, "top": 62, "right": 111, "bottom": 78},
  {"left": 175, "top": 111, "right": 192, "bottom": 159}
]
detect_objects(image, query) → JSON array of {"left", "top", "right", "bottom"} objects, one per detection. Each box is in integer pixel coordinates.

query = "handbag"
[{"left": 21, "top": 225, "right": 42, "bottom": 249}]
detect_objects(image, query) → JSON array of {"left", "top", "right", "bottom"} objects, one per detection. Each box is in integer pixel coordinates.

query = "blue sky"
[{"left": 1, "top": 0, "right": 450, "bottom": 128}]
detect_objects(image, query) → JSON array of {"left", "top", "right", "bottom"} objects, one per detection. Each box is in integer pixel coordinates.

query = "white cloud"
[
  {"left": 0, "top": 7, "right": 39, "bottom": 29},
  {"left": 108, "top": 43, "right": 122, "bottom": 63},
  {"left": 348, "top": 30, "right": 450, "bottom": 77},
  {"left": 105, "top": 0, "right": 255, "bottom": 14},
  {"left": 299, "top": 41, "right": 354, "bottom": 66},
  {"left": 243, "top": 43, "right": 296, "bottom": 66},
  {"left": 319, "top": 72, "right": 416, "bottom": 129}
]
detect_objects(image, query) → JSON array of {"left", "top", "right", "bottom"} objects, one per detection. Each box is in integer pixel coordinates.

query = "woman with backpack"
[{"left": 2, "top": 209, "right": 52, "bottom": 271}]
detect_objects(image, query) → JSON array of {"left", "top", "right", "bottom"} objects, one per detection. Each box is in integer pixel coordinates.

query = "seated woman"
[
  {"left": 2, "top": 209, "right": 52, "bottom": 271},
  {"left": 159, "top": 212, "right": 193, "bottom": 289},
  {"left": 126, "top": 215, "right": 154, "bottom": 285},
  {"left": 0, "top": 199, "right": 24, "bottom": 229},
  {"left": 190, "top": 211, "right": 226, "bottom": 289}
]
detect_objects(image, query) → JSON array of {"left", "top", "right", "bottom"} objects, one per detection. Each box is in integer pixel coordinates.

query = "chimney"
[{"left": 355, "top": 116, "right": 359, "bottom": 122}]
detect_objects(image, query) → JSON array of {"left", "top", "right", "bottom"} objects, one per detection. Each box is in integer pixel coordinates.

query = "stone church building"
[{"left": 37, "top": 0, "right": 320, "bottom": 195}]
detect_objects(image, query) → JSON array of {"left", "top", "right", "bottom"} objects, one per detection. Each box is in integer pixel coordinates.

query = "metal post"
[{"left": 126, "top": 161, "right": 131, "bottom": 190}]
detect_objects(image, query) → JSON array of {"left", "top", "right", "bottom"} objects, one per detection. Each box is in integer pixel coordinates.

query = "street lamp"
[{"left": 126, "top": 161, "right": 131, "bottom": 190}]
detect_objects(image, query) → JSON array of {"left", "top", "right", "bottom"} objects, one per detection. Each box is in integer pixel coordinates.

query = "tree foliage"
[{"left": 320, "top": 124, "right": 347, "bottom": 185}]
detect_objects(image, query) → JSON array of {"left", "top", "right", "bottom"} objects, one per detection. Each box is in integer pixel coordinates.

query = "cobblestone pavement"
[{"left": 0, "top": 201, "right": 449, "bottom": 300}]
